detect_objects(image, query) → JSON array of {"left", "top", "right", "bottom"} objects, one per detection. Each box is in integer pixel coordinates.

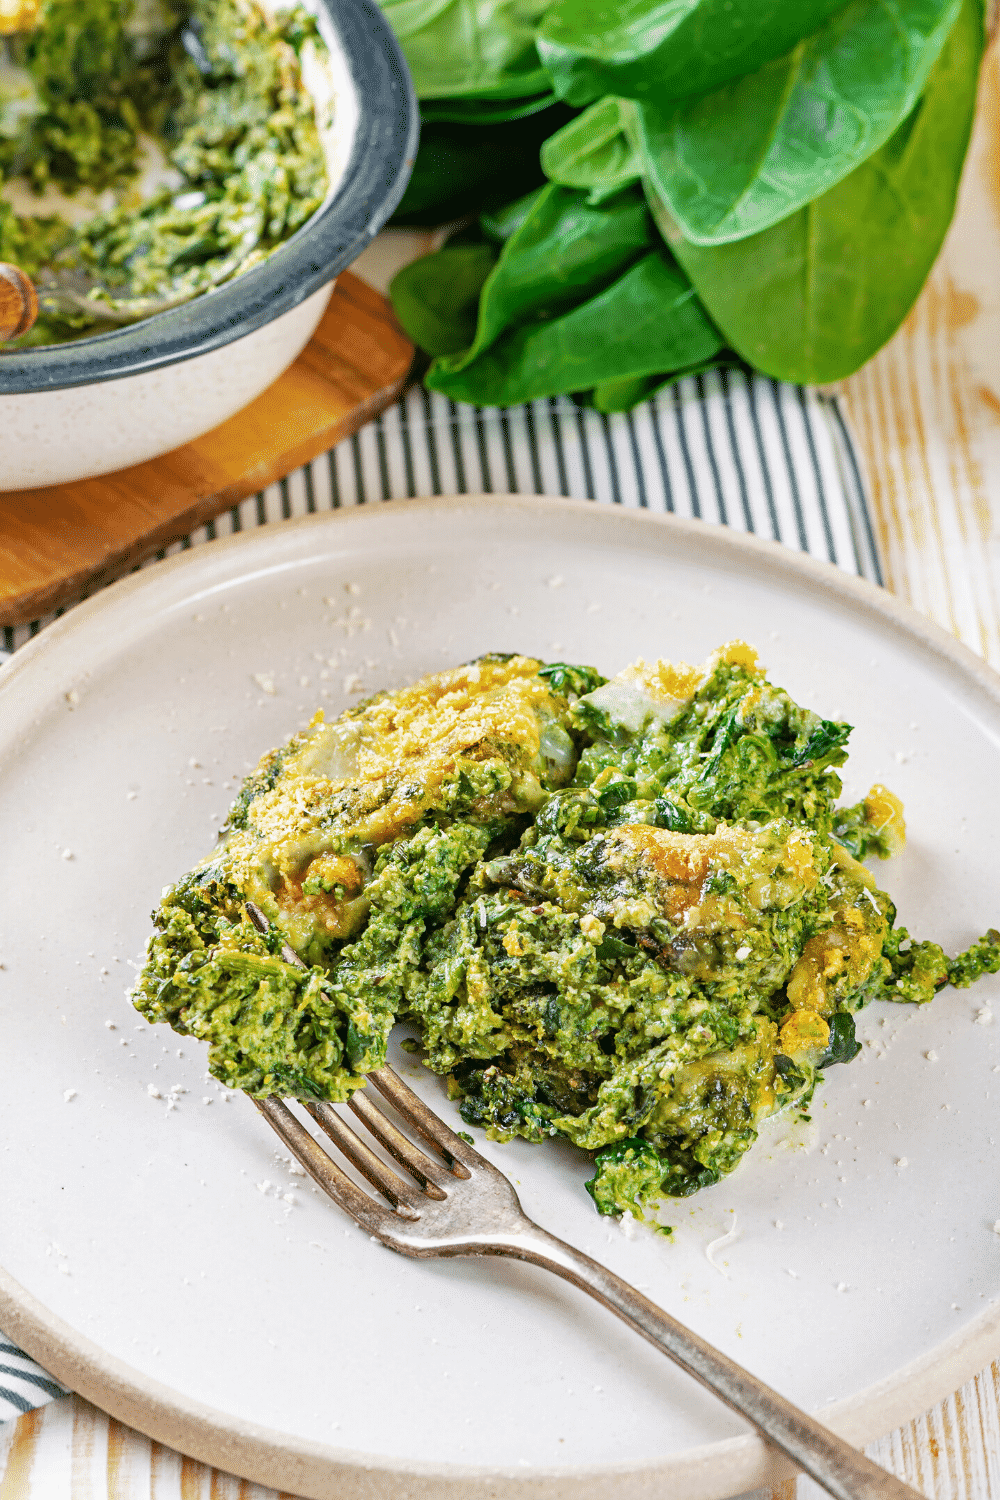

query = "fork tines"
[
  {"left": 243, "top": 900, "right": 479, "bottom": 1243},
  {"left": 252, "top": 1066, "right": 472, "bottom": 1239}
]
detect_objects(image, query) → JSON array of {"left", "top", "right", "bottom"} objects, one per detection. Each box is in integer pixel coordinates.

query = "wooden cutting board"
[{"left": 0, "top": 270, "right": 414, "bottom": 627}]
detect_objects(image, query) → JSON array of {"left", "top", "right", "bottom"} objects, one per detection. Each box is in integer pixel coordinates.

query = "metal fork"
[{"left": 244, "top": 903, "right": 922, "bottom": 1500}]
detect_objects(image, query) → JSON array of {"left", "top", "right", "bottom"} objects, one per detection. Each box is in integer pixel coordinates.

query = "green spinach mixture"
[
  {"left": 0, "top": 0, "right": 327, "bottom": 346},
  {"left": 133, "top": 648, "right": 1000, "bottom": 1217}
]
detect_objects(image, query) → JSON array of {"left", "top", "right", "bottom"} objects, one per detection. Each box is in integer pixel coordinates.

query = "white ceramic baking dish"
[{"left": 0, "top": 0, "right": 417, "bottom": 490}]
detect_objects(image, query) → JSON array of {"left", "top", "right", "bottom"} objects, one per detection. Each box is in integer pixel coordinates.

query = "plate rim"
[
  {"left": 4, "top": 494, "right": 999, "bottom": 713},
  {"left": 2, "top": 493, "right": 999, "bottom": 1499}
]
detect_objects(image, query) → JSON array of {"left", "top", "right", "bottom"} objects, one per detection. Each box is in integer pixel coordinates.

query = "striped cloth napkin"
[
  {"left": 0, "top": 1336, "right": 67, "bottom": 1420},
  {"left": 0, "top": 371, "right": 880, "bottom": 1423}
]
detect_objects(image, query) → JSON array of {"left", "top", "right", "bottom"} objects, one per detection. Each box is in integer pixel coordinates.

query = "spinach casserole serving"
[
  {"left": 0, "top": 0, "right": 328, "bottom": 344},
  {"left": 133, "top": 646, "right": 1000, "bottom": 1217}
]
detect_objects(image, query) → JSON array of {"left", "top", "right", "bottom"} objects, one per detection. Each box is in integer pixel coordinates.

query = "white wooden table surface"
[{"left": 2, "top": 37, "right": 1000, "bottom": 1500}]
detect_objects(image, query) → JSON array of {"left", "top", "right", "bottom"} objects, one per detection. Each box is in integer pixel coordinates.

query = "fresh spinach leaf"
[
  {"left": 377, "top": 0, "right": 551, "bottom": 98},
  {"left": 390, "top": 106, "right": 571, "bottom": 225},
  {"left": 420, "top": 91, "right": 557, "bottom": 123},
  {"left": 590, "top": 357, "right": 730, "bottom": 411},
  {"left": 425, "top": 248, "right": 724, "bottom": 405},
  {"left": 656, "top": 0, "right": 983, "bottom": 382},
  {"left": 541, "top": 96, "right": 642, "bottom": 203},
  {"left": 481, "top": 187, "right": 544, "bottom": 241},
  {"left": 591, "top": 374, "right": 662, "bottom": 412},
  {"left": 390, "top": 245, "right": 498, "bottom": 355},
  {"left": 430, "top": 183, "right": 655, "bottom": 367},
  {"left": 635, "top": 0, "right": 961, "bottom": 245},
  {"left": 536, "top": 0, "right": 850, "bottom": 107}
]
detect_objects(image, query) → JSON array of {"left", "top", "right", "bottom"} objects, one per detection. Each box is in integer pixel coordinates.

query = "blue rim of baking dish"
[{"left": 0, "top": 0, "right": 419, "bottom": 396}]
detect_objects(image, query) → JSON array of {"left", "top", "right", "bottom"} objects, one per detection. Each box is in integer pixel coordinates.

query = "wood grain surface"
[
  {"left": 0, "top": 270, "right": 414, "bottom": 627},
  {"left": 3, "top": 35, "right": 1000, "bottom": 1500},
  {"left": 839, "top": 42, "right": 1000, "bottom": 674}
]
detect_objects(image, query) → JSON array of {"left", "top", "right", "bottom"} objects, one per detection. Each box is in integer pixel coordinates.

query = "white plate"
[{"left": 1, "top": 497, "right": 998, "bottom": 1500}]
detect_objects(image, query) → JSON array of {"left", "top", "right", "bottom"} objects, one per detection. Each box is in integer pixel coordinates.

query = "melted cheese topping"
[
  {"left": 603, "top": 821, "right": 819, "bottom": 930},
  {"left": 209, "top": 656, "right": 568, "bottom": 943},
  {"left": 581, "top": 639, "right": 761, "bottom": 734}
]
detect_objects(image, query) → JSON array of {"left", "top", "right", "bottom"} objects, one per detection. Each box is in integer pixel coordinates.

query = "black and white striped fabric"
[
  {"left": 0, "top": 1336, "right": 67, "bottom": 1420},
  {"left": 0, "top": 372, "right": 881, "bottom": 1421},
  {"left": 2, "top": 372, "right": 880, "bottom": 660}
]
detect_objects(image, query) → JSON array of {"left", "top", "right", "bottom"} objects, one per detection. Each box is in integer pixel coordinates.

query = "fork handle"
[{"left": 500, "top": 1225, "right": 923, "bottom": 1500}]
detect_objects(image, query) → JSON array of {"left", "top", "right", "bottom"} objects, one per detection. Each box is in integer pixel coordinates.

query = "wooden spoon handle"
[
  {"left": 0, "top": 262, "right": 39, "bottom": 342},
  {"left": 0, "top": 0, "right": 41, "bottom": 35}
]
